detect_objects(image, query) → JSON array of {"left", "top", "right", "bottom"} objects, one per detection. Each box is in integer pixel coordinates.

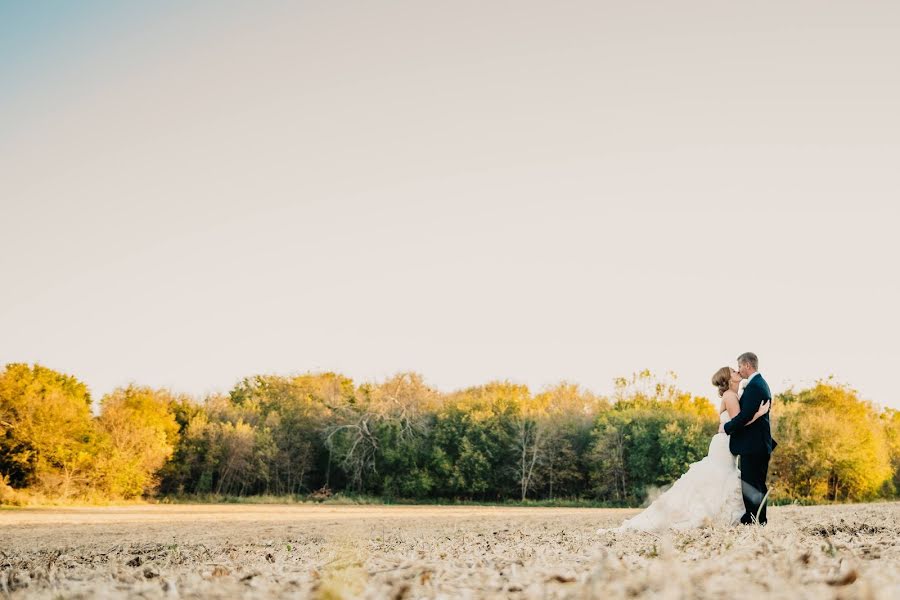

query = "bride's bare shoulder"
[{"left": 722, "top": 390, "right": 739, "bottom": 402}]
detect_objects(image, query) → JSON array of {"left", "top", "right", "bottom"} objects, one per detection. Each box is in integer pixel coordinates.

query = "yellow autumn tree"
[
  {"left": 771, "top": 380, "right": 892, "bottom": 501},
  {"left": 95, "top": 385, "right": 181, "bottom": 498},
  {"left": 0, "top": 363, "right": 99, "bottom": 499}
]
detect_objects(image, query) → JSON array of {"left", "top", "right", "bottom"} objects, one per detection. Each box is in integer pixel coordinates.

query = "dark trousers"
[{"left": 738, "top": 453, "right": 770, "bottom": 524}]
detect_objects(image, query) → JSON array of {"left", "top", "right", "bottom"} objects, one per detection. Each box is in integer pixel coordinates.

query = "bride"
[{"left": 599, "top": 366, "right": 769, "bottom": 532}]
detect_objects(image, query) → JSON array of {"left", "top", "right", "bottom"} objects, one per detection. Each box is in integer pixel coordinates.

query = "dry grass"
[{"left": 1, "top": 503, "right": 898, "bottom": 599}]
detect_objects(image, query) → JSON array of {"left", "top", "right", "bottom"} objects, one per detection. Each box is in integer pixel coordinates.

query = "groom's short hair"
[{"left": 737, "top": 352, "right": 759, "bottom": 369}]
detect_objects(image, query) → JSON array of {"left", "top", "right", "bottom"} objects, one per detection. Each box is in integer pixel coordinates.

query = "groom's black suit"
[{"left": 723, "top": 373, "right": 777, "bottom": 524}]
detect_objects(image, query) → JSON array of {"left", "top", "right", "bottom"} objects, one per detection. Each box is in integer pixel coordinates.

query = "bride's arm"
[
  {"left": 719, "top": 391, "right": 772, "bottom": 433},
  {"left": 747, "top": 399, "right": 770, "bottom": 425},
  {"left": 724, "top": 391, "right": 769, "bottom": 423}
]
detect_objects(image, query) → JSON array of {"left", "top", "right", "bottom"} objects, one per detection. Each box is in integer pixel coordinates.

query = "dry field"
[{"left": 1, "top": 502, "right": 898, "bottom": 599}]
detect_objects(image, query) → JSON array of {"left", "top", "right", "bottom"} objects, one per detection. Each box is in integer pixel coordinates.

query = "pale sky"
[{"left": 2, "top": 1, "right": 899, "bottom": 410}]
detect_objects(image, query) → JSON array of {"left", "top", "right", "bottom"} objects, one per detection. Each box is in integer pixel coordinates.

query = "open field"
[{"left": 2, "top": 502, "right": 899, "bottom": 599}]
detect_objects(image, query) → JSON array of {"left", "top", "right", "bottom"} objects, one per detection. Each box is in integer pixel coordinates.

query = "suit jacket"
[{"left": 723, "top": 373, "right": 777, "bottom": 455}]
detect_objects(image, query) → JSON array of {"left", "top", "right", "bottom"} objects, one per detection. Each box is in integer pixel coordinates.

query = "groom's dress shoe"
[{"left": 739, "top": 513, "right": 768, "bottom": 526}]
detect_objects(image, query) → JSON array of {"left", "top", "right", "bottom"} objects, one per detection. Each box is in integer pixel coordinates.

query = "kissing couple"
[{"left": 599, "top": 352, "right": 777, "bottom": 532}]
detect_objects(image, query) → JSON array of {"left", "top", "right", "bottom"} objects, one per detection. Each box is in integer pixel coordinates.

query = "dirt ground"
[{"left": 2, "top": 502, "right": 898, "bottom": 599}]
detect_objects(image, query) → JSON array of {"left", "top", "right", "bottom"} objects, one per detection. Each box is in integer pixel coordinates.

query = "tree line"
[{"left": 1, "top": 363, "right": 898, "bottom": 506}]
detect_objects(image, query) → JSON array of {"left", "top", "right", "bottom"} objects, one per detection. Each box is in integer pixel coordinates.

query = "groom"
[{"left": 719, "top": 352, "right": 777, "bottom": 525}]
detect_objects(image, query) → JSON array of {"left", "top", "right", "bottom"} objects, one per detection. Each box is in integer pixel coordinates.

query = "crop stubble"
[{"left": 1, "top": 503, "right": 898, "bottom": 599}]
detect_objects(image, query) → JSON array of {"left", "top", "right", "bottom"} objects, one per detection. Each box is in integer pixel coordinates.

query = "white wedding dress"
[{"left": 607, "top": 410, "right": 745, "bottom": 531}]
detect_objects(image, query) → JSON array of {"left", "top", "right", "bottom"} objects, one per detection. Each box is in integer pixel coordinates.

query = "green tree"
[
  {"left": 370, "top": 373, "right": 438, "bottom": 498},
  {"left": 882, "top": 409, "right": 900, "bottom": 496},
  {"left": 427, "top": 382, "right": 523, "bottom": 500},
  {"left": 588, "top": 409, "right": 632, "bottom": 502},
  {"left": 158, "top": 398, "right": 216, "bottom": 495},
  {"left": 532, "top": 383, "right": 608, "bottom": 500},
  {"left": 231, "top": 372, "right": 352, "bottom": 494},
  {"left": 587, "top": 370, "right": 716, "bottom": 504}
]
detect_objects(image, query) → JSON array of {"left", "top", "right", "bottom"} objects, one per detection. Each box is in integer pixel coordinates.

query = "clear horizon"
[{"left": 2, "top": 1, "right": 898, "bottom": 410}]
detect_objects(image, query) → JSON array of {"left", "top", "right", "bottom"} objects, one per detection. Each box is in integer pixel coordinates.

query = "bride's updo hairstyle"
[{"left": 711, "top": 366, "right": 732, "bottom": 397}]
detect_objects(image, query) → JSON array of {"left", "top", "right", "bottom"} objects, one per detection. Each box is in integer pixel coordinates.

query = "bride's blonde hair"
[{"left": 711, "top": 366, "right": 732, "bottom": 397}]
